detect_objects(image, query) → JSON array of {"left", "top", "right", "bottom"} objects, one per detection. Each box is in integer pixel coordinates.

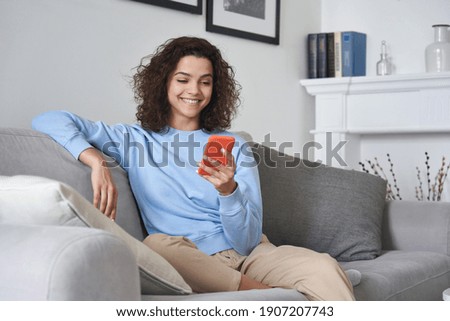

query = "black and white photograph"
[
  {"left": 223, "top": 0, "right": 266, "bottom": 20},
  {"left": 206, "top": 0, "right": 280, "bottom": 45},
  {"left": 131, "top": 0, "right": 202, "bottom": 14}
]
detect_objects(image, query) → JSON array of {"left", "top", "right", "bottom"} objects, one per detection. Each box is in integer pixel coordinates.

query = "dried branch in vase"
[
  {"left": 415, "top": 153, "right": 449, "bottom": 201},
  {"left": 415, "top": 167, "right": 424, "bottom": 201},
  {"left": 360, "top": 152, "right": 449, "bottom": 201},
  {"left": 359, "top": 154, "right": 401, "bottom": 200},
  {"left": 424, "top": 155, "right": 450, "bottom": 202},
  {"left": 425, "top": 152, "right": 431, "bottom": 201}
]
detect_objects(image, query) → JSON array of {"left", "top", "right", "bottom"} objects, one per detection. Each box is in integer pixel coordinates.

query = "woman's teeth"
[{"left": 182, "top": 98, "right": 200, "bottom": 104}]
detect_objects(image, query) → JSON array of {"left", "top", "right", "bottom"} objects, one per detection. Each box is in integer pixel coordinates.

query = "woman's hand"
[
  {"left": 198, "top": 148, "right": 237, "bottom": 196},
  {"left": 79, "top": 148, "right": 118, "bottom": 220}
]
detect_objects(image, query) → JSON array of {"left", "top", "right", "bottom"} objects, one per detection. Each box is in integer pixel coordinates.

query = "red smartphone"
[{"left": 198, "top": 135, "right": 235, "bottom": 176}]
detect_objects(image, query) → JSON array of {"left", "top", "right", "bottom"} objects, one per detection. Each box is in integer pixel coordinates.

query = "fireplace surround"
[{"left": 301, "top": 72, "right": 450, "bottom": 201}]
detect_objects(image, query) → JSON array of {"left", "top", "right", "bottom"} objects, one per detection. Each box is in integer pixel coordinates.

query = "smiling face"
[{"left": 167, "top": 55, "right": 213, "bottom": 131}]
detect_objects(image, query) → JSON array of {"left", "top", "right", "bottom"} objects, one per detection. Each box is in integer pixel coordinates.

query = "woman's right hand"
[{"left": 79, "top": 148, "right": 118, "bottom": 220}]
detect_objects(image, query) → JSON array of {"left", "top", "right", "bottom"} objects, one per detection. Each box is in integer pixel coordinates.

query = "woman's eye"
[{"left": 177, "top": 79, "right": 188, "bottom": 83}]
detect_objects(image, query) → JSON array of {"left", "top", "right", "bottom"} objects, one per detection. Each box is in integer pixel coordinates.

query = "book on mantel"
[
  {"left": 341, "top": 31, "right": 366, "bottom": 77},
  {"left": 307, "top": 31, "right": 366, "bottom": 79},
  {"left": 307, "top": 33, "right": 318, "bottom": 79}
]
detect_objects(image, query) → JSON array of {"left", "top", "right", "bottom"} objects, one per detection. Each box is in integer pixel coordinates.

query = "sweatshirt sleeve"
[
  {"left": 32, "top": 110, "right": 128, "bottom": 163},
  {"left": 218, "top": 139, "right": 263, "bottom": 256}
]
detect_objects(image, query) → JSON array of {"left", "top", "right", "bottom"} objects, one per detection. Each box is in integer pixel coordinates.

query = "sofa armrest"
[
  {"left": 382, "top": 200, "right": 450, "bottom": 255},
  {"left": 0, "top": 224, "right": 141, "bottom": 300}
]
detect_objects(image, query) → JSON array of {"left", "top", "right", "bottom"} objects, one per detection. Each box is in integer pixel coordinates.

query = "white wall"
[
  {"left": 321, "top": 0, "right": 450, "bottom": 76},
  {"left": 320, "top": 0, "right": 450, "bottom": 200},
  {"left": 0, "top": 0, "right": 448, "bottom": 154},
  {"left": 0, "top": 0, "right": 319, "bottom": 154}
]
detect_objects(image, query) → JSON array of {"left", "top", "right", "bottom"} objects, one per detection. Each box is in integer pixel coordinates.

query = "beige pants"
[{"left": 144, "top": 234, "right": 355, "bottom": 301}]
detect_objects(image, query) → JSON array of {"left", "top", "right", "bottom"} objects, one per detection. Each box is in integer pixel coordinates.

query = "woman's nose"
[{"left": 187, "top": 82, "right": 200, "bottom": 95}]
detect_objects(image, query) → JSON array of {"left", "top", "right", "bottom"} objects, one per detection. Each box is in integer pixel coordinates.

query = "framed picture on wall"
[
  {"left": 206, "top": 0, "right": 280, "bottom": 45},
  {"left": 131, "top": 0, "right": 202, "bottom": 14}
]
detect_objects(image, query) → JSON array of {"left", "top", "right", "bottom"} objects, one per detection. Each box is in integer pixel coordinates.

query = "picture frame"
[
  {"left": 206, "top": 0, "right": 280, "bottom": 45},
  {"left": 131, "top": 0, "right": 202, "bottom": 15}
]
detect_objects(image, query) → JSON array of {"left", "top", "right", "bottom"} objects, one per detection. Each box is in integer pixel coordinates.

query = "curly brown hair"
[{"left": 133, "top": 36, "right": 241, "bottom": 132}]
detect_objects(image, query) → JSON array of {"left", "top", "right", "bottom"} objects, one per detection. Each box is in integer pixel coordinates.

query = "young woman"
[{"left": 32, "top": 36, "right": 354, "bottom": 300}]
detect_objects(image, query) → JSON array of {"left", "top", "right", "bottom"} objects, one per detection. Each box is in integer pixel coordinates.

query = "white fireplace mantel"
[
  {"left": 301, "top": 72, "right": 450, "bottom": 96},
  {"left": 300, "top": 72, "right": 450, "bottom": 201}
]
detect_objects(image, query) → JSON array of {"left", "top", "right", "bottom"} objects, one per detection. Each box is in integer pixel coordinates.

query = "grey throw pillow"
[{"left": 253, "top": 143, "right": 387, "bottom": 262}]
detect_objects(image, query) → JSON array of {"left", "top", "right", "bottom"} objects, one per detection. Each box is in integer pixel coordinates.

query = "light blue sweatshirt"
[{"left": 32, "top": 111, "right": 263, "bottom": 256}]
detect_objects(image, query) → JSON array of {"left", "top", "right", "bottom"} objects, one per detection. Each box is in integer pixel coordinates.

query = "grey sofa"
[{"left": 0, "top": 127, "right": 449, "bottom": 300}]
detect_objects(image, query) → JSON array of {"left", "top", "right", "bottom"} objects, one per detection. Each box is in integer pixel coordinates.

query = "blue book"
[{"left": 341, "top": 31, "right": 366, "bottom": 77}]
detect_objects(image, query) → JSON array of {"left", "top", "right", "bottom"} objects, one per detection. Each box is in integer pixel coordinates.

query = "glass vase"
[
  {"left": 425, "top": 24, "right": 450, "bottom": 72},
  {"left": 376, "top": 41, "right": 392, "bottom": 75}
]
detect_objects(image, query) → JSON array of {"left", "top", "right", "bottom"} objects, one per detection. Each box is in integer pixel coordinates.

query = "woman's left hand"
[{"left": 198, "top": 148, "right": 237, "bottom": 195}]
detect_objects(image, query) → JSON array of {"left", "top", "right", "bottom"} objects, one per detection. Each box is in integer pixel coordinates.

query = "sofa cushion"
[
  {"left": 0, "top": 127, "right": 146, "bottom": 241},
  {"left": 340, "top": 250, "right": 450, "bottom": 300},
  {"left": 0, "top": 175, "right": 192, "bottom": 295},
  {"left": 253, "top": 143, "right": 387, "bottom": 262}
]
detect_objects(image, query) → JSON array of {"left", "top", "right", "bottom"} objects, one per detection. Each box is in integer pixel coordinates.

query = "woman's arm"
[
  {"left": 198, "top": 140, "right": 263, "bottom": 255},
  {"left": 32, "top": 110, "right": 125, "bottom": 219}
]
